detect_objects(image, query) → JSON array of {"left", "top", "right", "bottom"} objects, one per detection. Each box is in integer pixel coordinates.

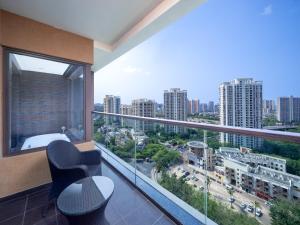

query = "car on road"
[
  {"left": 247, "top": 204, "right": 254, "bottom": 213},
  {"left": 255, "top": 208, "right": 262, "bottom": 217},
  {"left": 240, "top": 203, "right": 246, "bottom": 209},
  {"left": 228, "top": 196, "right": 235, "bottom": 203},
  {"left": 194, "top": 178, "right": 199, "bottom": 181}
]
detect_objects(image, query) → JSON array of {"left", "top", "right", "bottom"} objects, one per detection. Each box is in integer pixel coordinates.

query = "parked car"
[
  {"left": 195, "top": 178, "right": 199, "bottom": 182},
  {"left": 247, "top": 204, "right": 254, "bottom": 212},
  {"left": 184, "top": 171, "right": 190, "bottom": 176},
  {"left": 255, "top": 208, "right": 262, "bottom": 217},
  {"left": 226, "top": 184, "right": 233, "bottom": 190},
  {"left": 240, "top": 203, "right": 246, "bottom": 209}
]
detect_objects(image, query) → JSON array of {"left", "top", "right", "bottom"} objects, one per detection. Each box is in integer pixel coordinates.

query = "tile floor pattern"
[{"left": 0, "top": 162, "right": 177, "bottom": 225}]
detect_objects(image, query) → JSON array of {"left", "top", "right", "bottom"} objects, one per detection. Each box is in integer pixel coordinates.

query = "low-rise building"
[
  {"left": 186, "top": 141, "right": 215, "bottom": 171},
  {"left": 220, "top": 149, "right": 300, "bottom": 201},
  {"left": 216, "top": 147, "right": 286, "bottom": 172}
]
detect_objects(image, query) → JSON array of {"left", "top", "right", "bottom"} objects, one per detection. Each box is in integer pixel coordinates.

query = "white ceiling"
[
  {"left": 0, "top": 0, "right": 163, "bottom": 45},
  {"left": 0, "top": 0, "right": 205, "bottom": 71}
]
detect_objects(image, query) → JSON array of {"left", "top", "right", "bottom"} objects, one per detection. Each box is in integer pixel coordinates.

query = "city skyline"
[{"left": 94, "top": 0, "right": 300, "bottom": 104}]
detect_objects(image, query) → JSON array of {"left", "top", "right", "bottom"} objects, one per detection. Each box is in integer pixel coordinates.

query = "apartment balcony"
[
  {"left": 0, "top": 159, "right": 176, "bottom": 225},
  {"left": 1, "top": 2, "right": 300, "bottom": 225}
]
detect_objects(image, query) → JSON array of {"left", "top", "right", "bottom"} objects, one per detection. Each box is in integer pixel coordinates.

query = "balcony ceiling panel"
[
  {"left": 0, "top": 0, "right": 163, "bottom": 45},
  {"left": 0, "top": 0, "right": 205, "bottom": 71}
]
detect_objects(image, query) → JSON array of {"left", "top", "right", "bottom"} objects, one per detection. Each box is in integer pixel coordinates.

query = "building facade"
[
  {"left": 263, "top": 99, "right": 276, "bottom": 116},
  {"left": 120, "top": 104, "right": 132, "bottom": 115},
  {"left": 186, "top": 141, "right": 215, "bottom": 171},
  {"left": 219, "top": 78, "right": 263, "bottom": 148},
  {"left": 132, "top": 99, "right": 155, "bottom": 118},
  {"left": 216, "top": 147, "right": 300, "bottom": 201},
  {"left": 103, "top": 95, "right": 121, "bottom": 114},
  {"left": 164, "top": 88, "right": 187, "bottom": 121},
  {"left": 208, "top": 101, "right": 214, "bottom": 113},
  {"left": 131, "top": 99, "right": 156, "bottom": 131},
  {"left": 164, "top": 88, "right": 187, "bottom": 132},
  {"left": 223, "top": 158, "right": 300, "bottom": 201},
  {"left": 277, "top": 96, "right": 300, "bottom": 123}
]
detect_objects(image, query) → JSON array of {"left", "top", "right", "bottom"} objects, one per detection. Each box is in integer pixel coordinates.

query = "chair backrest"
[{"left": 46, "top": 140, "right": 80, "bottom": 169}]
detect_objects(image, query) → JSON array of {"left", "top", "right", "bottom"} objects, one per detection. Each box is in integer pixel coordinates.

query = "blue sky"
[{"left": 94, "top": 0, "right": 300, "bottom": 104}]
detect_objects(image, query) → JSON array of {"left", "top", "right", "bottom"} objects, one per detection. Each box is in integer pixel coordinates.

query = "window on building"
[{"left": 5, "top": 51, "right": 85, "bottom": 154}]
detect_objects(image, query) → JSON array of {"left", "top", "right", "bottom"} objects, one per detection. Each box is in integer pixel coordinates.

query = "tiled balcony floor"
[{"left": 0, "top": 161, "right": 177, "bottom": 225}]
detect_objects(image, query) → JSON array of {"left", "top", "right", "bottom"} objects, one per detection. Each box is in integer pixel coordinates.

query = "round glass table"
[{"left": 57, "top": 176, "right": 114, "bottom": 225}]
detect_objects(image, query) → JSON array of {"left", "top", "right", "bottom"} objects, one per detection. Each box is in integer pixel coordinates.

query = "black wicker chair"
[{"left": 46, "top": 140, "right": 102, "bottom": 201}]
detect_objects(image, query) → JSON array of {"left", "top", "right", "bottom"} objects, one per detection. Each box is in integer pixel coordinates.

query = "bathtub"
[{"left": 21, "top": 133, "right": 70, "bottom": 150}]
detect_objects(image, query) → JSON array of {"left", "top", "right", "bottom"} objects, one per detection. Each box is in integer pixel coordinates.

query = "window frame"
[{"left": 3, "top": 47, "right": 90, "bottom": 157}]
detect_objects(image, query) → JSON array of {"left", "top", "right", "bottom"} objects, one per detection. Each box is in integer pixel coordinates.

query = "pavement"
[{"left": 170, "top": 164, "right": 272, "bottom": 225}]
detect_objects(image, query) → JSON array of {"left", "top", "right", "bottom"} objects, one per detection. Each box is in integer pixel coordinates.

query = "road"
[{"left": 171, "top": 164, "right": 272, "bottom": 225}]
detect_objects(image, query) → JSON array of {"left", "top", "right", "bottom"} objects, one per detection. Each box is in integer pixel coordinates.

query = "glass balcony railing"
[{"left": 92, "top": 111, "right": 300, "bottom": 225}]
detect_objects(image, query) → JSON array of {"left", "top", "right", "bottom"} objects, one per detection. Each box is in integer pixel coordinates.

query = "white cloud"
[{"left": 261, "top": 4, "right": 272, "bottom": 16}]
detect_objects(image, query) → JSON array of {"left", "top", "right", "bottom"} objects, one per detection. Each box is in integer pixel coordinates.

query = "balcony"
[
  {"left": 0, "top": 159, "right": 178, "bottom": 225},
  {"left": 1, "top": 2, "right": 300, "bottom": 225}
]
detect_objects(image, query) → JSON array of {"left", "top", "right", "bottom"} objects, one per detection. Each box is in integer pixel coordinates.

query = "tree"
[
  {"left": 152, "top": 149, "right": 180, "bottom": 171},
  {"left": 227, "top": 188, "right": 235, "bottom": 208},
  {"left": 93, "top": 132, "right": 105, "bottom": 143},
  {"left": 159, "top": 173, "right": 260, "bottom": 225},
  {"left": 254, "top": 201, "right": 260, "bottom": 217},
  {"left": 270, "top": 198, "right": 300, "bottom": 225}
]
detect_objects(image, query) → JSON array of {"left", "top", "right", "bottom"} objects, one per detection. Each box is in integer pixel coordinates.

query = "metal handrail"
[{"left": 92, "top": 111, "right": 300, "bottom": 144}]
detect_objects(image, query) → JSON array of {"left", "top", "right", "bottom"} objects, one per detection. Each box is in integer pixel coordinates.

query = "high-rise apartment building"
[
  {"left": 156, "top": 103, "right": 164, "bottom": 117},
  {"left": 188, "top": 99, "right": 200, "bottom": 115},
  {"left": 277, "top": 96, "right": 300, "bottom": 123},
  {"left": 188, "top": 100, "right": 192, "bottom": 115},
  {"left": 200, "top": 103, "right": 208, "bottom": 113},
  {"left": 219, "top": 78, "right": 263, "bottom": 148},
  {"left": 263, "top": 99, "right": 276, "bottom": 116},
  {"left": 131, "top": 99, "right": 156, "bottom": 131},
  {"left": 208, "top": 101, "right": 214, "bottom": 113},
  {"left": 132, "top": 99, "right": 155, "bottom": 117},
  {"left": 164, "top": 88, "right": 187, "bottom": 132},
  {"left": 120, "top": 104, "right": 132, "bottom": 115},
  {"left": 214, "top": 104, "right": 220, "bottom": 115},
  {"left": 164, "top": 88, "right": 188, "bottom": 121},
  {"left": 103, "top": 95, "right": 121, "bottom": 114}
]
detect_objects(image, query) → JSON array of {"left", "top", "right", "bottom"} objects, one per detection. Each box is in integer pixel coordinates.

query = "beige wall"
[
  {"left": 0, "top": 46, "right": 3, "bottom": 159},
  {"left": 0, "top": 10, "right": 93, "bottom": 64},
  {"left": 0, "top": 10, "right": 96, "bottom": 198},
  {"left": 0, "top": 142, "right": 96, "bottom": 198}
]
